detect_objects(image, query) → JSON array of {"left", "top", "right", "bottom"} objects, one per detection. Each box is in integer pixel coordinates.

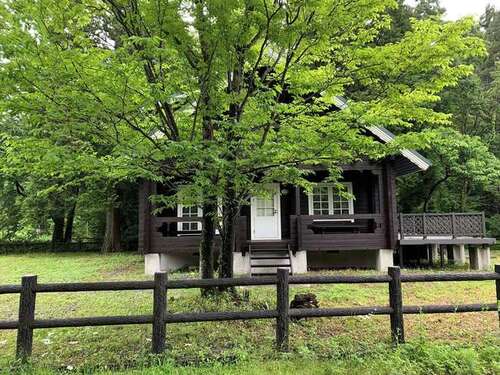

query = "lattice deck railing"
[{"left": 399, "top": 213, "right": 486, "bottom": 239}]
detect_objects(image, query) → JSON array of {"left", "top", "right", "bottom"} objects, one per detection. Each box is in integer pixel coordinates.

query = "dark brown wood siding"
[{"left": 139, "top": 159, "right": 397, "bottom": 254}]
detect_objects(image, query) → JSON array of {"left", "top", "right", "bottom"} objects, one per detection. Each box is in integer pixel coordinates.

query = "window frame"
[
  {"left": 307, "top": 182, "right": 354, "bottom": 217},
  {"left": 177, "top": 204, "right": 203, "bottom": 233}
]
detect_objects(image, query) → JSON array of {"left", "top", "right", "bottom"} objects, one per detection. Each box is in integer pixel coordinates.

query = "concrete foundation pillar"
[
  {"left": 376, "top": 249, "right": 394, "bottom": 272},
  {"left": 145, "top": 253, "right": 162, "bottom": 275},
  {"left": 290, "top": 251, "right": 308, "bottom": 274},
  {"left": 452, "top": 244, "right": 466, "bottom": 266},
  {"left": 431, "top": 244, "right": 439, "bottom": 265},
  {"left": 469, "top": 246, "right": 491, "bottom": 271},
  {"left": 233, "top": 252, "right": 251, "bottom": 275}
]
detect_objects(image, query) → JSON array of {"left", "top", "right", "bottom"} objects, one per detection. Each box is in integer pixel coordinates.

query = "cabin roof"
[
  {"left": 334, "top": 96, "right": 431, "bottom": 176},
  {"left": 367, "top": 126, "right": 432, "bottom": 175}
]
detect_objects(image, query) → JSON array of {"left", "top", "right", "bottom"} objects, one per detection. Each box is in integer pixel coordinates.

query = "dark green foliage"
[{"left": 393, "top": 4, "right": 500, "bottom": 238}]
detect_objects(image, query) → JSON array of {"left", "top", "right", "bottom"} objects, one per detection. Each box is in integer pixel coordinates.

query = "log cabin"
[{"left": 139, "top": 126, "right": 495, "bottom": 275}]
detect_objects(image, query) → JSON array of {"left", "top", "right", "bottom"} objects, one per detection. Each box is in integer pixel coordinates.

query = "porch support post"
[{"left": 294, "top": 186, "right": 301, "bottom": 216}]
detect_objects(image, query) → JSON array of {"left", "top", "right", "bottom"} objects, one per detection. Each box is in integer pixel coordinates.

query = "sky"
[{"left": 406, "top": 0, "right": 499, "bottom": 20}]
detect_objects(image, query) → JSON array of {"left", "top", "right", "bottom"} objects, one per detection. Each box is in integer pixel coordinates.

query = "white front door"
[{"left": 251, "top": 183, "right": 281, "bottom": 240}]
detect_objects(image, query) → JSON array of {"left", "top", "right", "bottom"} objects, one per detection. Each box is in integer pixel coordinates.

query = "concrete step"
[
  {"left": 252, "top": 248, "right": 288, "bottom": 253},
  {"left": 251, "top": 266, "right": 291, "bottom": 275},
  {"left": 251, "top": 258, "right": 291, "bottom": 266},
  {"left": 249, "top": 241, "right": 290, "bottom": 250},
  {"left": 250, "top": 252, "right": 289, "bottom": 259}
]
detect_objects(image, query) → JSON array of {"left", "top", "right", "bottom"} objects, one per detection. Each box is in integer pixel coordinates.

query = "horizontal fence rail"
[
  {"left": 400, "top": 212, "right": 486, "bottom": 239},
  {"left": 0, "top": 266, "right": 499, "bottom": 361}
]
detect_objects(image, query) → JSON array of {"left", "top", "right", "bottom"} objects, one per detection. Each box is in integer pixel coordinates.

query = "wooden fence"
[{"left": 0, "top": 266, "right": 499, "bottom": 361}]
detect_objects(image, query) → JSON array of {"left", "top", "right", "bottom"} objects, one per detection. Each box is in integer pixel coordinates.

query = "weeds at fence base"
[{"left": 2, "top": 339, "right": 499, "bottom": 375}]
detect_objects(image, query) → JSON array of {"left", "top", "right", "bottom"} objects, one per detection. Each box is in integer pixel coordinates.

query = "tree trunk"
[
  {"left": 195, "top": 5, "right": 217, "bottom": 286},
  {"left": 219, "top": 184, "right": 239, "bottom": 290},
  {"left": 102, "top": 205, "right": 121, "bottom": 253},
  {"left": 199, "top": 199, "right": 217, "bottom": 296},
  {"left": 64, "top": 202, "right": 76, "bottom": 243},
  {"left": 200, "top": 200, "right": 216, "bottom": 279},
  {"left": 423, "top": 174, "right": 450, "bottom": 212},
  {"left": 51, "top": 215, "right": 65, "bottom": 247}
]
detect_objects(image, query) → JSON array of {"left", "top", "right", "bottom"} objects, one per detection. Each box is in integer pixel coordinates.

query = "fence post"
[
  {"left": 152, "top": 272, "right": 167, "bottom": 354},
  {"left": 276, "top": 268, "right": 289, "bottom": 352},
  {"left": 388, "top": 267, "right": 404, "bottom": 344},
  {"left": 495, "top": 265, "right": 499, "bottom": 327},
  {"left": 16, "top": 275, "right": 37, "bottom": 360}
]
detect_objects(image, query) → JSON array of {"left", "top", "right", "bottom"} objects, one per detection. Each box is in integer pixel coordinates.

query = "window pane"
[
  {"left": 331, "top": 185, "right": 353, "bottom": 215},
  {"left": 312, "top": 186, "right": 330, "bottom": 216},
  {"left": 182, "top": 206, "right": 199, "bottom": 217},
  {"left": 257, "top": 207, "right": 274, "bottom": 216}
]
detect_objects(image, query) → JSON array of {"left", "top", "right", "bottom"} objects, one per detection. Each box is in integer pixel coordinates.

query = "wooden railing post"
[
  {"left": 276, "top": 268, "right": 289, "bottom": 352},
  {"left": 451, "top": 213, "right": 456, "bottom": 238},
  {"left": 388, "top": 267, "right": 404, "bottom": 344},
  {"left": 481, "top": 212, "right": 486, "bottom": 238},
  {"left": 16, "top": 275, "right": 37, "bottom": 360},
  {"left": 399, "top": 214, "right": 404, "bottom": 239},
  {"left": 152, "top": 272, "right": 167, "bottom": 354},
  {"left": 422, "top": 213, "right": 427, "bottom": 239},
  {"left": 495, "top": 265, "right": 499, "bottom": 327}
]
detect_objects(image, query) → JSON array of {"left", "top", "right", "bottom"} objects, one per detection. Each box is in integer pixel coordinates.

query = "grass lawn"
[{"left": 0, "top": 251, "right": 499, "bottom": 374}]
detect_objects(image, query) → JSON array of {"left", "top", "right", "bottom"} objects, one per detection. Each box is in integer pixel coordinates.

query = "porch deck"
[{"left": 399, "top": 213, "right": 496, "bottom": 246}]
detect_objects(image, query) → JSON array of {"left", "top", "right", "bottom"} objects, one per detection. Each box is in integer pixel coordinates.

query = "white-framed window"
[
  {"left": 308, "top": 182, "right": 354, "bottom": 216},
  {"left": 177, "top": 205, "right": 203, "bottom": 232}
]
